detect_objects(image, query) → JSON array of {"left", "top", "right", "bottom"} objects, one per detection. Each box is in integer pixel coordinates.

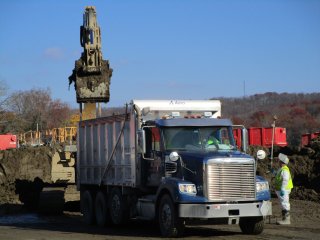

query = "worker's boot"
[
  {"left": 277, "top": 210, "right": 291, "bottom": 225},
  {"left": 281, "top": 210, "right": 286, "bottom": 220}
]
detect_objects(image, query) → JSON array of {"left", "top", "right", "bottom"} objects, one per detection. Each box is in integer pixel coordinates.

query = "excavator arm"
[
  {"left": 69, "top": 6, "right": 112, "bottom": 105},
  {"left": 80, "top": 6, "right": 103, "bottom": 73}
]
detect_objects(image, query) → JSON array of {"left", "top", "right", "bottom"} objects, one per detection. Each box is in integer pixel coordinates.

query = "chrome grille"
[{"left": 206, "top": 159, "right": 255, "bottom": 201}]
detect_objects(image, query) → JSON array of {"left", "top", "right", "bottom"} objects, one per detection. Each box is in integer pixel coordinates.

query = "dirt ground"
[{"left": 0, "top": 199, "right": 319, "bottom": 240}]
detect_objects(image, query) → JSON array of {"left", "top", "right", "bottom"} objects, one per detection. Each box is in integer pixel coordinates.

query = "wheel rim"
[{"left": 161, "top": 203, "right": 172, "bottom": 230}]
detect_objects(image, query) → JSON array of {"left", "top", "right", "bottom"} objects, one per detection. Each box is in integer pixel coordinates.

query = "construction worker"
[
  {"left": 207, "top": 135, "right": 220, "bottom": 145},
  {"left": 275, "top": 153, "right": 294, "bottom": 225},
  {"left": 205, "top": 134, "right": 220, "bottom": 150}
]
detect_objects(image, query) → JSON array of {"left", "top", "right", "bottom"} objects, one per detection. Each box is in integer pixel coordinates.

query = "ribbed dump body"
[
  {"left": 205, "top": 158, "right": 256, "bottom": 201},
  {"left": 77, "top": 112, "right": 137, "bottom": 187}
]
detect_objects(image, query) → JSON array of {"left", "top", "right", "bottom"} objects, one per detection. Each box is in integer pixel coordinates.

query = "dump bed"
[{"left": 77, "top": 112, "right": 137, "bottom": 188}]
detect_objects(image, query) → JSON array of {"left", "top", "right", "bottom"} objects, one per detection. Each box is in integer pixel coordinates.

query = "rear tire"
[
  {"left": 239, "top": 217, "right": 264, "bottom": 235},
  {"left": 108, "top": 187, "right": 129, "bottom": 225},
  {"left": 95, "top": 191, "right": 109, "bottom": 226},
  {"left": 158, "top": 194, "right": 185, "bottom": 237},
  {"left": 81, "top": 190, "right": 95, "bottom": 225}
]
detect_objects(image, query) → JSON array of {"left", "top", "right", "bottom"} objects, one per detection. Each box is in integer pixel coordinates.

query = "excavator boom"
[{"left": 80, "top": 6, "right": 102, "bottom": 73}]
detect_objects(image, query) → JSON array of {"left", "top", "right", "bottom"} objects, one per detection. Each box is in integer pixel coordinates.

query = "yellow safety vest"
[{"left": 275, "top": 165, "right": 293, "bottom": 191}]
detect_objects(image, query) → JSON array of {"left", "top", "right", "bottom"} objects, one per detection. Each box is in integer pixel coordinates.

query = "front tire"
[
  {"left": 158, "top": 194, "right": 185, "bottom": 237},
  {"left": 239, "top": 217, "right": 264, "bottom": 235}
]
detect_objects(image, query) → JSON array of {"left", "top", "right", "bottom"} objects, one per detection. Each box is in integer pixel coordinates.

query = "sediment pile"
[
  {"left": 0, "top": 146, "right": 54, "bottom": 205},
  {"left": 254, "top": 137, "right": 320, "bottom": 202}
]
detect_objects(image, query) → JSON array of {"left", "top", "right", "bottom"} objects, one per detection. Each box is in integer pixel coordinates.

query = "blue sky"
[{"left": 1, "top": 0, "right": 319, "bottom": 108}]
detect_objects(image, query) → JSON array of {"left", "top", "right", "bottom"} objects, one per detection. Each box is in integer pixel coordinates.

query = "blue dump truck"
[{"left": 77, "top": 100, "right": 271, "bottom": 237}]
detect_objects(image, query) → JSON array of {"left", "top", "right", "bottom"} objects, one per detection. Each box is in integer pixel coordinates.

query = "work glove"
[{"left": 280, "top": 190, "right": 285, "bottom": 197}]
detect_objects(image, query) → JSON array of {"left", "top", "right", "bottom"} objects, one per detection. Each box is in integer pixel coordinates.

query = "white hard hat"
[
  {"left": 278, "top": 153, "right": 289, "bottom": 164},
  {"left": 256, "top": 150, "right": 266, "bottom": 160}
]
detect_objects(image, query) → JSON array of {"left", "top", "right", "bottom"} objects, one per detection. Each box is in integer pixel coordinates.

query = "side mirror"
[
  {"left": 139, "top": 127, "right": 155, "bottom": 161},
  {"left": 232, "top": 125, "right": 248, "bottom": 153},
  {"left": 241, "top": 127, "right": 248, "bottom": 153},
  {"left": 137, "top": 129, "right": 146, "bottom": 154}
]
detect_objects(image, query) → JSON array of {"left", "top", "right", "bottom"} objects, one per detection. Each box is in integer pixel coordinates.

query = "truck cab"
[{"left": 136, "top": 101, "right": 271, "bottom": 236}]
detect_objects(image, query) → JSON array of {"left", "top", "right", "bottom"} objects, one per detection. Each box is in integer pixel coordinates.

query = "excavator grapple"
[{"left": 69, "top": 6, "right": 112, "bottom": 103}]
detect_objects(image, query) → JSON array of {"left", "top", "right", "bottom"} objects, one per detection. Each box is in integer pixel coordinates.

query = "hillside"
[{"left": 217, "top": 92, "right": 320, "bottom": 147}]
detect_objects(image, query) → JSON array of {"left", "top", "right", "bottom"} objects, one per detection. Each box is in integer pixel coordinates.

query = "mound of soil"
[
  {"left": 254, "top": 136, "right": 320, "bottom": 202},
  {"left": 0, "top": 146, "right": 54, "bottom": 205}
]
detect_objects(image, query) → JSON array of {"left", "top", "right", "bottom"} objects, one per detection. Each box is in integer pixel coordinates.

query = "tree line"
[
  {"left": 218, "top": 92, "right": 320, "bottom": 147},
  {"left": 1, "top": 82, "right": 319, "bottom": 148},
  {"left": 0, "top": 82, "right": 126, "bottom": 135},
  {"left": 0, "top": 85, "right": 72, "bottom": 134}
]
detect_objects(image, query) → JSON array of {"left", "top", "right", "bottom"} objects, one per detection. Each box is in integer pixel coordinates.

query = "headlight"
[
  {"left": 178, "top": 183, "right": 197, "bottom": 195},
  {"left": 256, "top": 182, "right": 269, "bottom": 192}
]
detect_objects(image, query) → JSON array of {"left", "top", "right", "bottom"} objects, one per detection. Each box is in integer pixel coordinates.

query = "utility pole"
[{"left": 270, "top": 115, "right": 278, "bottom": 168}]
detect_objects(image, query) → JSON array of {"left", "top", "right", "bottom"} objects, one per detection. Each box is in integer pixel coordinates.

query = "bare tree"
[
  {"left": 5, "top": 88, "right": 72, "bottom": 133},
  {"left": 0, "top": 80, "right": 8, "bottom": 110},
  {"left": 0, "top": 80, "right": 11, "bottom": 133},
  {"left": 47, "top": 99, "right": 72, "bottom": 129}
]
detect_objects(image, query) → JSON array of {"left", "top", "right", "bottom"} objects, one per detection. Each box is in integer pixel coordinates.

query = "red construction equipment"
[
  {"left": 0, "top": 134, "right": 17, "bottom": 150},
  {"left": 301, "top": 132, "right": 320, "bottom": 147},
  {"left": 233, "top": 127, "right": 287, "bottom": 149}
]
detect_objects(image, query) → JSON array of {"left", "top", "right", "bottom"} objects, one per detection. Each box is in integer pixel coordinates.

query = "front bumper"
[{"left": 179, "top": 200, "right": 272, "bottom": 218}]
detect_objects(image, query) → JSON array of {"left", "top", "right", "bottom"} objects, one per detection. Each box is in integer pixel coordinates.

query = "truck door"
[{"left": 143, "top": 127, "right": 163, "bottom": 186}]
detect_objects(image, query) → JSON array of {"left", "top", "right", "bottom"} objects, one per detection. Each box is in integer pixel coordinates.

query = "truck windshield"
[{"left": 162, "top": 126, "right": 236, "bottom": 151}]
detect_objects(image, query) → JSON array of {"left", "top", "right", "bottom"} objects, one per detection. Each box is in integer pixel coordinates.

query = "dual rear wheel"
[
  {"left": 82, "top": 190, "right": 264, "bottom": 237},
  {"left": 81, "top": 188, "right": 129, "bottom": 227},
  {"left": 81, "top": 191, "right": 186, "bottom": 237}
]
